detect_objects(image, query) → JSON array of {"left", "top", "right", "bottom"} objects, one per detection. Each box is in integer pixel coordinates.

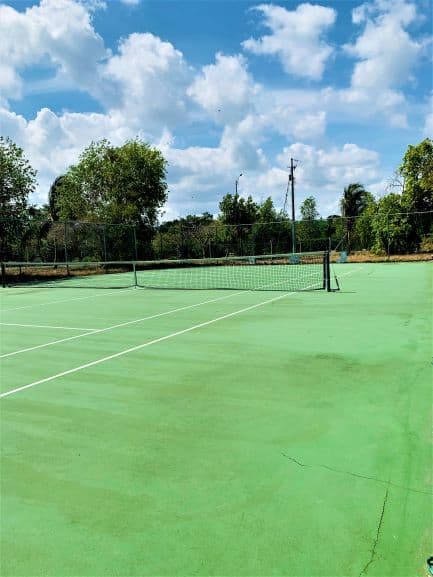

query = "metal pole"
[
  {"left": 290, "top": 158, "right": 296, "bottom": 253},
  {"left": 102, "top": 224, "right": 107, "bottom": 262},
  {"left": 386, "top": 212, "right": 390, "bottom": 260},
  {"left": 64, "top": 221, "right": 69, "bottom": 275},
  {"left": 133, "top": 225, "right": 138, "bottom": 261},
  {"left": 235, "top": 173, "right": 242, "bottom": 195}
]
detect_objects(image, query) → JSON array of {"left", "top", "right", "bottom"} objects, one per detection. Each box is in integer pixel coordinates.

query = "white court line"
[
  {"left": 0, "top": 267, "right": 363, "bottom": 399},
  {"left": 0, "top": 292, "right": 295, "bottom": 398},
  {"left": 0, "top": 323, "right": 97, "bottom": 331},
  {"left": 0, "top": 267, "right": 363, "bottom": 359},
  {"left": 0, "top": 290, "right": 242, "bottom": 358},
  {"left": 0, "top": 289, "right": 128, "bottom": 313}
]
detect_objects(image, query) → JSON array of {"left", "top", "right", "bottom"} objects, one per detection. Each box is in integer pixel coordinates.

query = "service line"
[
  {"left": 0, "top": 323, "right": 97, "bottom": 331},
  {"left": 0, "top": 289, "right": 129, "bottom": 313},
  {"left": 0, "top": 290, "right": 243, "bottom": 358},
  {"left": 1, "top": 267, "right": 363, "bottom": 396},
  {"left": 0, "top": 267, "right": 363, "bottom": 399},
  {"left": 0, "top": 289, "right": 296, "bottom": 398}
]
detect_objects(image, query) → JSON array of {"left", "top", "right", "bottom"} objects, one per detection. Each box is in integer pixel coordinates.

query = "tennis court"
[{"left": 0, "top": 261, "right": 431, "bottom": 576}]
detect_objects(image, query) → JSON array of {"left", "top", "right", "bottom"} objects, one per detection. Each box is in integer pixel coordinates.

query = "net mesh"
[{"left": 2, "top": 252, "right": 328, "bottom": 292}]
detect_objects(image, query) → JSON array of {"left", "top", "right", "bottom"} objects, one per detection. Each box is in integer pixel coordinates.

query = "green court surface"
[{"left": 0, "top": 262, "right": 431, "bottom": 576}]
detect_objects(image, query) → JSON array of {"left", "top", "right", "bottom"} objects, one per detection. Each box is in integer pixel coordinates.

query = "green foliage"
[
  {"left": 219, "top": 192, "right": 259, "bottom": 225},
  {"left": 340, "top": 183, "right": 369, "bottom": 221},
  {"left": 300, "top": 196, "right": 319, "bottom": 220},
  {"left": 297, "top": 196, "right": 323, "bottom": 250},
  {"left": 257, "top": 197, "right": 278, "bottom": 223},
  {"left": 56, "top": 139, "right": 168, "bottom": 226},
  {"left": 339, "top": 183, "right": 370, "bottom": 251},
  {"left": 153, "top": 213, "right": 217, "bottom": 259},
  {"left": 48, "top": 175, "right": 66, "bottom": 221},
  {"left": 371, "top": 194, "right": 411, "bottom": 254},
  {"left": 352, "top": 193, "right": 377, "bottom": 251},
  {"left": 0, "top": 136, "right": 37, "bottom": 259},
  {"left": 398, "top": 139, "right": 433, "bottom": 248},
  {"left": 399, "top": 138, "right": 433, "bottom": 212}
]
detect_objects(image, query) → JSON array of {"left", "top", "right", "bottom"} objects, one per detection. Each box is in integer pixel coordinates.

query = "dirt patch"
[{"left": 331, "top": 251, "right": 433, "bottom": 263}]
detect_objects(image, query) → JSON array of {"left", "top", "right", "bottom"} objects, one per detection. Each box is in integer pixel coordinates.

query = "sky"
[{"left": 1, "top": 0, "right": 432, "bottom": 220}]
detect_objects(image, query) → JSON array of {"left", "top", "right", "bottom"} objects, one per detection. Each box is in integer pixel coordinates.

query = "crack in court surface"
[
  {"left": 359, "top": 489, "right": 389, "bottom": 576},
  {"left": 281, "top": 454, "right": 432, "bottom": 496}
]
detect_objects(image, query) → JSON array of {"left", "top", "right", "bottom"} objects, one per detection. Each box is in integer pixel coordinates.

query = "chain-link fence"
[
  {"left": 1, "top": 210, "right": 432, "bottom": 263},
  {"left": 0, "top": 219, "right": 137, "bottom": 262}
]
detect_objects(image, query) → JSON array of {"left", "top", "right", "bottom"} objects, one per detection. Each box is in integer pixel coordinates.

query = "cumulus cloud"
[
  {"left": 242, "top": 3, "right": 336, "bottom": 80},
  {"left": 188, "top": 53, "right": 259, "bottom": 124},
  {"left": 102, "top": 33, "right": 193, "bottom": 130},
  {"left": 424, "top": 113, "right": 433, "bottom": 137},
  {"left": 0, "top": 105, "right": 141, "bottom": 204},
  {"left": 0, "top": 0, "right": 109, "bottom": 101},
  {"left": 276, "top": 142, "right": 381, "bottom": 214},
  {"left": 423, "top": 94, "right": 433, "bottom": 137},
  {"left": 340, "top": 0, "right": 429, "bottom": 126},
  {"left": 0, "top": 0, "right": 425, "bottom": 218},
  {"left": 345, "top": 0, "right": 423, "bottom": 91}
]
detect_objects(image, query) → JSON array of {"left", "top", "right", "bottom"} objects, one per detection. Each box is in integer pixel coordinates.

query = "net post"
[
  {"left": 324, "top": 251, "right": 331, "bottom": 292},
  {"left": 133, "top": 261, "right": 138, "bottom": 288}
]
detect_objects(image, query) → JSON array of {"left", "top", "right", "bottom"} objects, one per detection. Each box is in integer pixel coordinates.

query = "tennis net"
[{"left": 1, "top": 252, "right": 330, "bottom": 291}]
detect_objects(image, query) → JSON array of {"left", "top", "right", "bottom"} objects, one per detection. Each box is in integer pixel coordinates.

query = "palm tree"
[{"left": 340, "top": 183, "right": 368, "bottom": 251}]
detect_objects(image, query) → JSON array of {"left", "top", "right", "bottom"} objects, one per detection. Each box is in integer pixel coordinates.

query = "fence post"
[
  {"left": 64, "top": 221, "right": 69, "bottom": 275},
  {"left": 386, "top": 212, "right": 390, "bottom": 260},
  {"left": 102, "top": 224, "right": 107, "bottom": 262},
  {"left": 133, "top": 225, "right": 138, "bottom": 261}
]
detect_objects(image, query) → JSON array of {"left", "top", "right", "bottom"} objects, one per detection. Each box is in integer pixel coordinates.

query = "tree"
[
  {"left": 48, "top": 175, "right": 66, "bottom": 221},
  {"left": 353, "top": 192, "right": 377, "bottom": 251},
  {"left": 56, "top": 139, "right": 168, "bottom": 227},
  {"left": 257, "top": 197, "right": 278, "bottom": 223},
  {"left": 54, "top": 139, "right": 168, "bottom": 258},
  {"left": 253, "top": 197, "right": 283, "bottom": 254},
  {"left": 300, "top": 196, "right": 319, "bottom": 221},
  {"left": 219, "top": 193, "right": 259, "bottom": 255},
  {"left": 399, "top": 139, "right": 433, "bottom": 248},
  {"left": 340, "top": 183, "right": 369, "bottom": 251},
  {"left": 0, "top": 136, "right": 37, "bottom": 259},
  {"left": 219, "top": 192, "right": 258, "bottom": 225},
  {"left": 297, "top": 196, "right": 322, "bottom": 251},
  {"left": 399, "top": 138, "right": 433, "bottom": 212},
  {"left": 372, "top": 193, "right": 411, "bottom": 254}
]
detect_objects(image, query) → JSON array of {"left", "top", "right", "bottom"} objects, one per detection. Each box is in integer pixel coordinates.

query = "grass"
[{"left": 0, "top": 262, "right": 431, "bottom": 576}]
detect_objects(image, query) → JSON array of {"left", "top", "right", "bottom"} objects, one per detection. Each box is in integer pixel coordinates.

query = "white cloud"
[
  {"left": 276, "top": 142, "right": 381, "bottom": 215},
  {"left": 292, "top": 111, "right": 327, "bottom": 140},
  {"left": 424, "top": 113, "right": 433, "bottom": 137},
  {"left": 102, "top": 33, "right": 193, "bottom": 130},
  {"left": 187, "top": 53, "right": 259, "bottom": 124},
  {"left": 242, "top": 3, "right": 336, "bottom": 80},
  {"left": 0, "top": 105, "right": 140, "bottom": 204},
  {"left": 0, "top": 0, "right": 109, "bottom": 100},
  {"left": 0, "top": 0, "right": 424, "bottom": 219},
  {"left": 337, "top": 0, "right": 431, "bottom": 128},
  {"left": 345, "top": 0, "right": 423, "bottom": 91},
  {"left": 423, "top": 94, "right": 433, "bottom": 137}
]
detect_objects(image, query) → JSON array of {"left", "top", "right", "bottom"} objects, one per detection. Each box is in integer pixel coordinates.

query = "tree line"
[{"left": 1, "top": 135, "right": 432, "bottom": 261}]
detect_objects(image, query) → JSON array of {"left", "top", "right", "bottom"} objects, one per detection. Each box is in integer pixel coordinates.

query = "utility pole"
[
  {"left": 235, "top": 173, "right": 242, "bottom": 195},
  {"left": 289, "top": 158, "right": 297, "bottom": 253}
]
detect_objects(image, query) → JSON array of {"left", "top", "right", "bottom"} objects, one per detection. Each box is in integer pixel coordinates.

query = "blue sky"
[{"left": 1, "top": 0, "right": 432, "bottom": 219}]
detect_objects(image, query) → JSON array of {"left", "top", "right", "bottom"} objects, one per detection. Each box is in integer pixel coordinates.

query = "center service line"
[
  {"left": 0, "top": 289, "right": 297, "bottom": 398},
  {"left": 1, "top": 268, "right": 362, "bottom": 398}
]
